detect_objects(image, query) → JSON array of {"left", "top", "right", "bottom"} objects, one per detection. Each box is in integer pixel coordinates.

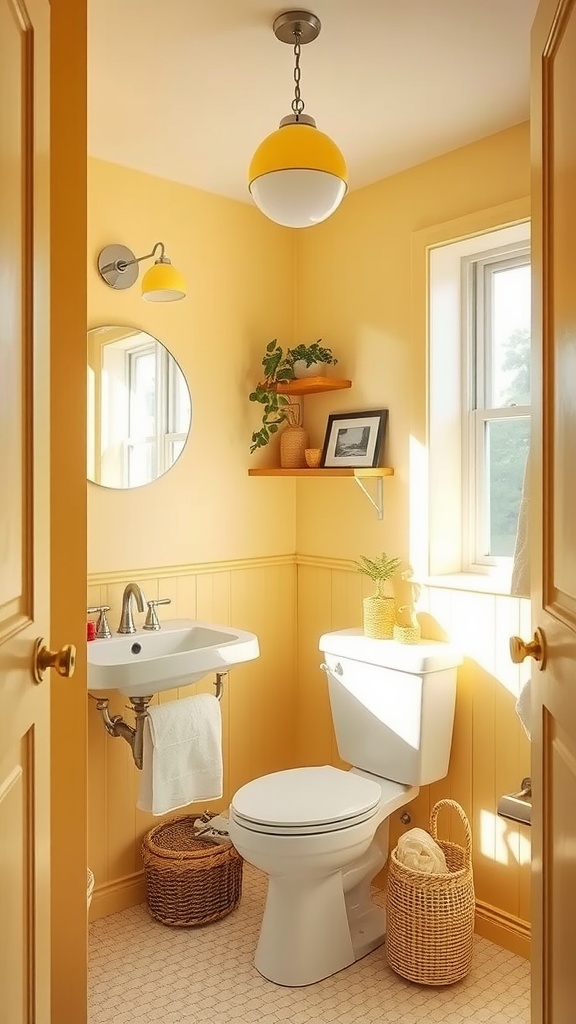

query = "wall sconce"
[
  {"left": 97, "top": 242, "right": 186, "bottom": 302},
  {"left": 248, "top": 10, "right": 347, "bottom": 228}
]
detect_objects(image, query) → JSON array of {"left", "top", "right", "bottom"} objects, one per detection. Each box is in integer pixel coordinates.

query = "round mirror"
[{"left": 87, "top": 326, "right": 191, "bottom": 489}]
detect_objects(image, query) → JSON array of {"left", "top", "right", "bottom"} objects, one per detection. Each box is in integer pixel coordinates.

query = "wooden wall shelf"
[
  {"left": 248, "top": 467, "right": 393, "bottom": 478},
  {"left": 275, "top": 377, "right": 352, "bottom": 396}
]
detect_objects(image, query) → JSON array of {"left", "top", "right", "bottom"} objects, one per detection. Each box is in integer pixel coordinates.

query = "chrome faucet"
[{"left": 118, "top": 583, "right": 147, "bottom": 634}]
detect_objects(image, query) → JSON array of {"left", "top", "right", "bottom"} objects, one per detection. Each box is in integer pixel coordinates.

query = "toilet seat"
[{"left": 230, "top": 765, "right": 383, "bottom": 836}]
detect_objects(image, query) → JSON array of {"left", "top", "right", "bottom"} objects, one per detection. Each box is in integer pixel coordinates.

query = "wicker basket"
[
  {"left": 386, "top": 799, "right": 475, "bottom": 985},
  {"left": 141, "top": 814, "right": 243, "bottom": 927}
]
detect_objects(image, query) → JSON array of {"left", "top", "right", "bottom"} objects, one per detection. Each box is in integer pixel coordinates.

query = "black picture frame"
[{"left": 320, "top": 409, "right": 388, "bottom": 469}]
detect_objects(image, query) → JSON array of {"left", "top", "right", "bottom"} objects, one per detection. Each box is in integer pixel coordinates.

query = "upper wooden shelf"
[
  {"left": 275, "top": 377, "right": 352, "bottom": 396},
  {"left": 248, "top": 467, "right": 394, "bottom": 478}
]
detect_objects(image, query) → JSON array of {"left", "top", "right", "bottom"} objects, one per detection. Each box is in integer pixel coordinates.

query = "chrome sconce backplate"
[{"left": 98, "top": 243, "right": 139, "bottom": 290}]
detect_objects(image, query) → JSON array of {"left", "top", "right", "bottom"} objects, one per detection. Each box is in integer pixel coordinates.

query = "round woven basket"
[
  {"left": 141, "top": 815, "right": 243, "bottom": 927},
  {"left": 386, "top": 799, "right": 475, "bottom": 985}
]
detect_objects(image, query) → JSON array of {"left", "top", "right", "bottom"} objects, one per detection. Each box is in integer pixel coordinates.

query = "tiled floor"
[{"left": 89, "top": 866, "right": 530, "bottom": 1023}]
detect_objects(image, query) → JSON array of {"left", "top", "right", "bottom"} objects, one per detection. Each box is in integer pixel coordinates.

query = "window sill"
[{"left": 420, "top": 571, "right": 524, "bottom": 598}]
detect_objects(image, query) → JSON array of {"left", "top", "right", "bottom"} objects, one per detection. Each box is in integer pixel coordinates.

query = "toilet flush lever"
[{"left": 320, "top": 662, "right": 343, "bottom": 676}]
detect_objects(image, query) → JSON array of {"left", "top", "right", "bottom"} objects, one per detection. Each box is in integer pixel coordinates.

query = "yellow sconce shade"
[
  {"left": 248, "top": 10, "right": 347, "bottom": 229},
  {"left": 97, "top": 241, "right": 186, "bottom": 302},
  {"left": 141, "top": 258, "right": 186, "bottom": 302},
  {"left": 249, "top": 122, "right": 348, "bottom": 229}
]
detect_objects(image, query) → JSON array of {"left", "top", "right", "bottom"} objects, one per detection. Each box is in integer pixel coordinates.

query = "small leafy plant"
[
  {"left": 355, "top": 553, "right": 402, "bottom": 597},
  {"left": 287, "top": 339, "right": 338, "bottom": 368},
  {"left": 249, "top": 340, "right": 295, "bottom": 453}
]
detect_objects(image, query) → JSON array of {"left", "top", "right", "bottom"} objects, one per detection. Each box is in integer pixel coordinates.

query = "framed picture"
[{"left": 321, "top": 409, "right": 388, "bottom": 469}]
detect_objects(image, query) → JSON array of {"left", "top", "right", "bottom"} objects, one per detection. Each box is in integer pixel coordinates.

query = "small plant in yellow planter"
[{"left": 356, "top": 553, "right": 402, "bottom": 639}]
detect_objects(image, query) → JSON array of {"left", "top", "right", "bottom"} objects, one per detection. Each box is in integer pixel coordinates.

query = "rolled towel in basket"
[{"left": 396, "top": 827, "right": 447, "bottom": 874}]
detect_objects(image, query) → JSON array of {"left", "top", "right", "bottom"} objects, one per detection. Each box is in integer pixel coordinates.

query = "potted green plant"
[
  {"left": 287, "top": 339, "right": 338, "bottom": 379},
  {"left": 249, "top": 340, "right": 297, "bottom": 454},
  {"left": 355, "top": 552, "right": 402, "bottom": 639}
]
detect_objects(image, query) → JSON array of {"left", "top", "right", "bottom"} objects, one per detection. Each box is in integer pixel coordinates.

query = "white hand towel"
[
  {"left": 511, "top": 453, "right": 530, "bottom": 599},
  {"left": 396, "top": 827, "right": 447, "bottom": 874},
  {"left": 138, "top": 694, "right": 223, "bottom": 816},
  {"left": 515, "top": 678, "right": 532, "bottom": 740}
]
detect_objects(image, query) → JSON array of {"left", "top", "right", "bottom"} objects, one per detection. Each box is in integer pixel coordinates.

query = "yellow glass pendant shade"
[
  {"left": 141, "top": 259, "right": 186, "bottom": 302},
  {"left": 249, "top": 122, "right": 348, "bottom": 228}
]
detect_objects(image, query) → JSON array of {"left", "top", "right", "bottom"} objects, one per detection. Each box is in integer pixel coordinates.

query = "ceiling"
[{"left": 88, "top": 0, "right": 538, "bottom": 205}]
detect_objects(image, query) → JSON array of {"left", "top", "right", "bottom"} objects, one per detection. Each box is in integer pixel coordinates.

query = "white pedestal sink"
[{"left": 87, "top": 618, "right": 260, "bottom": 697}]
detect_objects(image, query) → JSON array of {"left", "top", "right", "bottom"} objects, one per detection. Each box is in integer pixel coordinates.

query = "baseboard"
[
  {"left": 89, "top": 870, "right": 146, "bottom": 922},
  {"left": 475, "top": 899, "right": 531, "bottom": 959}
]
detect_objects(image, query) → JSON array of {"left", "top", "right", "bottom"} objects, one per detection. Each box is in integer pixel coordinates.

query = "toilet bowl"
[
  {"left": 229, "top": 765, "right": 417, "bottom": 987},
  {"left": 229, "top": 630, "right": 462, "bottom": 987}
]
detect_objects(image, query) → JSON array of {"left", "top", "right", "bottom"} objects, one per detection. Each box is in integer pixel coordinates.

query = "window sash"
[{"left": 462, "top": 244, "right": 530, "bottom": 571}]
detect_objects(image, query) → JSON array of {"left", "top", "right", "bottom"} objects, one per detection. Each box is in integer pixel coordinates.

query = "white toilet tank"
[{"left": 319, "top": 629, "right": 462, "bottom": 786}]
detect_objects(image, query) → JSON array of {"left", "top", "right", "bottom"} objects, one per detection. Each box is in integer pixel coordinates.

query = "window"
[
  {"left": 462, "top": 245, "right": 531, "bottom": 569},
  {"left": 427, "top": 221, "right": 531, "bottom": 580}
]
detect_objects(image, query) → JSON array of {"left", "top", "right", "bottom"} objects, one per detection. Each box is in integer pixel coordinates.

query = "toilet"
[{"left": 228, "top": 628, "right": 462, "bottom": 987}]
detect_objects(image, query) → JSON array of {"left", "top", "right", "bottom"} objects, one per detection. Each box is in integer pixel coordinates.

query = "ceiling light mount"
[{"left": 272, "top": 11, "right": 321, "bottom": 46}]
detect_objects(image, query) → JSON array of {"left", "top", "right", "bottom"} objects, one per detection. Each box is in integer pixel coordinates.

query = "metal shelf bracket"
[{"left": 354, "top": 474, "right": 384, "bottom": 519}]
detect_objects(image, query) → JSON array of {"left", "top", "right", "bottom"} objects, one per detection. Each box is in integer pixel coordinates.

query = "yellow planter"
[
  {"left": 363, "top": 595, "right": 395, "bottom": 639},
  {"left": 393, "top": 622, "right": 421, "bottom": 644}
]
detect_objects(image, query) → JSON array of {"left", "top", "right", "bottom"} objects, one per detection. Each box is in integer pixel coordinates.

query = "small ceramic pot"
[
  {"left": 305, "top": 448, "right": 322, "bottom": 468},
  {"left": 292, "top": 360, "right": 328, "bottom": 380}
]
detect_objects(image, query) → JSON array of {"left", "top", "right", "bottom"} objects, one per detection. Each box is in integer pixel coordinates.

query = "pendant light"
[{"left": 249, "top": 10, "right": 347, "bottom": 229}]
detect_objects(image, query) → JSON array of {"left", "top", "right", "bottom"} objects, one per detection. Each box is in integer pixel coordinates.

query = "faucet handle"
[
  {"left": 143, "top": 598, "right": 171, "bottom": 631},
  {"left": 87, "top": 605, "right": 112, "bottom": 639}
]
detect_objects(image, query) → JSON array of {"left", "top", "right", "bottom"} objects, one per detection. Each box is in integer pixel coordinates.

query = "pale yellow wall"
[
  {"left": 88, "top": 158, "right": 297, "bottom": 572},
  {"left": 294, "top": 122, "right": 530, "bottom": 559}
]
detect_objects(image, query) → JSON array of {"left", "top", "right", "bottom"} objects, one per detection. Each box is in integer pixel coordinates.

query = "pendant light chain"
[{"left": 291, "top": 29, "right": 305, "bottom": 120}]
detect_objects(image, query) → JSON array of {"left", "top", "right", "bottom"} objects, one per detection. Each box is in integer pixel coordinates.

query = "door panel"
[
  {"left": 0, "top": 0, "right": 51, "bottom": 1019},
  {"left": 532, "top": 1, "right": 576, "bottom": 1021}
]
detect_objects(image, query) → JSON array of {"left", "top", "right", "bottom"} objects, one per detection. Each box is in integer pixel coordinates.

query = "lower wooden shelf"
[
  {"left": 248, "top": 467, "right": 394, "bottom": 478},
  {"left": 248, "top": 467, "right": 394, "bottom": 518}
]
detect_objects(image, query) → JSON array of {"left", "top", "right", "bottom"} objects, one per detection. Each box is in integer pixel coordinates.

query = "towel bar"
[
  {"left": 89, "top": 672, "right": 228, "bottom": 769},
  {"left": 497, "top": 777, "right": 531, "bottom": 826}
]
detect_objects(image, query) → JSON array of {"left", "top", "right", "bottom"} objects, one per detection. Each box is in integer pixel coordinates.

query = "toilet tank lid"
[{"left": 319, "top": 629, "right": 463, "bottom": 673}]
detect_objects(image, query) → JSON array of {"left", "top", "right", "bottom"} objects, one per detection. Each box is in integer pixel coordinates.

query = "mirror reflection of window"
[{"left": 88, "top": 326, "right": 192, "bottom": 489}]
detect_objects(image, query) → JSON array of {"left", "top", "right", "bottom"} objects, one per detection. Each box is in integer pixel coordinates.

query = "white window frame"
[
  {"left": 461, "top": 244, "right": 531, "bottom": 571},
  {"left": 426, "top": 219, "right": 531, "bottom": 583}
]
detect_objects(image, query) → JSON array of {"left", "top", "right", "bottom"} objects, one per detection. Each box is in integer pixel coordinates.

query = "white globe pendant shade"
[{"left": 249, "top": 121, "right": 348, "bottom": 228}]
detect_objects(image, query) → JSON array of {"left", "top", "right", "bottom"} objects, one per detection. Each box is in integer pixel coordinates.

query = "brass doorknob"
[
  {"left": 509, "top": 627, "right": 546, "bottom": 669},
  {"left": 33, "top": 638, "right": 76, "bottom": 684}
]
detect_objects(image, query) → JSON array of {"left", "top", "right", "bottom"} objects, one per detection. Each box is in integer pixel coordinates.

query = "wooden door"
[
  {"left": 0, "top": 0, "right": 53, "bottom": 1020},
  {"left": 531, "top": 1, "right": 576, "bottom": 1021}
]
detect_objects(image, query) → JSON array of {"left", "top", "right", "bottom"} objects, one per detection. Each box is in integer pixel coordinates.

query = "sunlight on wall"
[
  {"left": 409, "top": 434, "right": 429, "bottom": 577},
  {"left": 481, "top": 808, "right": 531, "bottom": 866}
]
